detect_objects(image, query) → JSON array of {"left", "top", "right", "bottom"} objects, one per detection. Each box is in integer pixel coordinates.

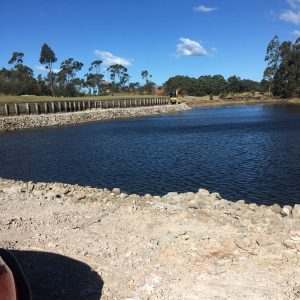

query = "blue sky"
[{"left": 1, "top": 0, "right": 300, "bottom": 85}]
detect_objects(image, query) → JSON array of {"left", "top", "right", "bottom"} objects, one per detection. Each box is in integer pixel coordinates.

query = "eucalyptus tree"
[
  {"left": 56, "top": 58, "right": 84, "bottom": 96},
  {"left": 128, "top": 82, "right": 141, "bottom": 93},
  {"left": 39, "top": 43, "right": 57, "bottom": 92},
  {"left": 141, "top": 70, "right": 152, "bottom": 82},
  {"left": 8, "top": 52, "right": 24, "bottom": 65},
  {"left": 5, "top": 51, "right": 36, "bottom": 95},
  {"left": 89, "top": 60, "right": 102, "bottom": 74},
  {"left": 143, "top": 81, "right": 156, "bottom": 94},
  {"left": 85, "top": 73, "right": 104, "bottom": 95},
  {"left": 263, "top": 35, "right": 280, "bottom": 94},
  {"left": 85, "top": 60, "right": 104, "bottom": 94},
  {"left": 107, "top": 64, "right": 129, "bottom": 92}
]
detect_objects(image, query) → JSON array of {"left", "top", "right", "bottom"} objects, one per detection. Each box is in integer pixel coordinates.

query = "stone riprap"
[
  {"left": 0, "top": 177, "right": 299, "bottom": 299},
  {"left": 0, "top": 103, "right": 190, "bottom": 132}
]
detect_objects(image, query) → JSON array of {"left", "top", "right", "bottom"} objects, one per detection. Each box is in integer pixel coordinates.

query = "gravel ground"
[{"left": 0, "top": 178, "right": 299, "bottom": 299}]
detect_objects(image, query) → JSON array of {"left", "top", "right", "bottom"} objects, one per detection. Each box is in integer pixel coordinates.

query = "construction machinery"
[{"left": 170, "top": 89, "right": 181, "bottom": 104}]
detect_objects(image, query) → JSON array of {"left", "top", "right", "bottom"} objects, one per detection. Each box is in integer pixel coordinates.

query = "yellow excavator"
[{"left": 170, "top": 89, "right": 181, "bottom": 104}]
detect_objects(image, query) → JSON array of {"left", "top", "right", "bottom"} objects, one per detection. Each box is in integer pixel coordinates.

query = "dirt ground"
[
  {"left": 0, "top": 178, "right": 299, "bottom": 299},
  {"left": 180, "top": 94, "right": 290, "bottom": 108}
]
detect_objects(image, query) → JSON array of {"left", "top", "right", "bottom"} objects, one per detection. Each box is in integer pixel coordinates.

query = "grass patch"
[{"left": 0, "top": 94, "right": 167, "bottom": 104}]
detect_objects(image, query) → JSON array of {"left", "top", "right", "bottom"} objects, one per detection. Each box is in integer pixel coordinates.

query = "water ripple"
[{"left": 1, "top": 104, "right": 300, "bottom": 206}]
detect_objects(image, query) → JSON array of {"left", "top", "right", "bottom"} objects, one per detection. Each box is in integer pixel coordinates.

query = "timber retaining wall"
[{"left": 0, "top": 97, "right": 170, "bottom": 116}]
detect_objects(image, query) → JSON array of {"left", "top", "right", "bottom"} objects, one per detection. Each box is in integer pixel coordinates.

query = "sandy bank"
[
  {"left": 0, "top": 178, "right": 299, "bottom": 299},
  {"left": 181, "top": 96, "right": 288, "bottom": 108},
  {"left": 0, "top": 103, "right": 190, "bottom": 132}
]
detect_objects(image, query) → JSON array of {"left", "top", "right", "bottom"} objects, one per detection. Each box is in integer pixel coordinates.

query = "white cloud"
[
  {"left": 288, "top": 0, "right": 300, "bottom": 9},
  {"left": 292, "top": 29, "right": 300, "bottom": 36},
  {"left": 280, "top": 0, "right": 300, "bottom": 24},
  {"left": 280, "top": 10, "right": 300, "bottom": 24},
  {"left": 194, "top": 5, "right": 218, "bottom": 13},
  {"left": 35, "top": 65, "right": 47, "bottom": 71},
  {"left": 176, "top": 37, "right": 208, "bottom": 57},
  {"left": 35, "top": 66, "right": 60, "bottom": 73},
  {"left": 94, "top": 50, "right": 132, "bottom": 68},
  {"left": 211, "top": 47, "right": 218, "bottom": 53}
]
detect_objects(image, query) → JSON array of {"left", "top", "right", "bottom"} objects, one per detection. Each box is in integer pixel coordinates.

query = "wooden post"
[
  {"left": 4, "top": 104, "right": 9, "bottom": 116},
  {"left": 88, "top": 101, "right": 91, "bottom": 110},
  {"left": 15, "top": 104, "right": 19, "bottom": 115},
  {"left": 51, "top": 102, "right": 55, "bottom": 113},
  {"left": 58, "top": 102, "right": 62, "bottom": 112},
  {"left": 64, "top": 102, "right": 67, "bottom": 112},
  {"left": 35, "top": 103, "right": 40, "bottom": 114},
  {"left": 44, "top": 103, "right": 48, "bottom": 113},
  {"left": 26, "top": 103, "right": 30, "bottom": 114}
]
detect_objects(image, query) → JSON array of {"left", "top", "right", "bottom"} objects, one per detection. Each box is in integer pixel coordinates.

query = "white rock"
[
  {"left": 281, "top": 205, "right": 293, "bottom": 217},
  {"left": 112, "top": 188, "right": 121, "bottom": 195},
  {"left": 198, "top": 188, "right": 210, "bottom": 197}
]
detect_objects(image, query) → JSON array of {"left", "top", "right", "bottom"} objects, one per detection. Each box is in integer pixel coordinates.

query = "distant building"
[
  {"left": 154, "top": 87, "right": 164, "bottom": 95},
  {"left": 102, "top": 81, "right": 110, "bottom": 93}
]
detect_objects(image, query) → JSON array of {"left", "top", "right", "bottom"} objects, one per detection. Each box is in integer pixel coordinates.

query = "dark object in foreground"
[
  {"left": 9, "top": 250, "right": 103, "bottom": 300},
  {"left": 0, "top": 248, "right": 31, "bottom": 300}
]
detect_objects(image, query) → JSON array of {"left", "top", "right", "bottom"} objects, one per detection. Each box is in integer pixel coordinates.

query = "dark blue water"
[{"left": 1, "top": 104, "right": 300, "bottom": 205}]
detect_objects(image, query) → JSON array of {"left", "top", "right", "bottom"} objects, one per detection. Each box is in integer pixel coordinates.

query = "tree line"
[
  {"left": 0, "top": 43, "right": 156, "bottom": 97},
  {"left": 163, "top": 75, "right": 265, "bottom": 97},
  {"left": 0, "top": 37, "right": 299, "bottom": 98}
]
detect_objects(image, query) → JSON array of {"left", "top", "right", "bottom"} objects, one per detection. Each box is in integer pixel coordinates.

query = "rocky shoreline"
[
  {"left": 0, "top": 177, "right": 299, "bottom": 299},
  {"left": 0, "top": 103, "right": 190, "bottom": 132}
]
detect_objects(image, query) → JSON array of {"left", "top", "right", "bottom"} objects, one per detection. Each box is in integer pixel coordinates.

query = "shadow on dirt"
[{"left": 9, "top": 250, "right": 103, "bottom": 300}]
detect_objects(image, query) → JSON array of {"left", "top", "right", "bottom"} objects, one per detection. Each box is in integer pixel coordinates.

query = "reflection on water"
[{"left": 1, "top": 104, "right": 300, "bottom": 206}]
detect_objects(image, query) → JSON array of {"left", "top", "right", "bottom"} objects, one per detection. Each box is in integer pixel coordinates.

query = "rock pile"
[{"left": 0, "top": 104, "right": 190, "bottom": 132}]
